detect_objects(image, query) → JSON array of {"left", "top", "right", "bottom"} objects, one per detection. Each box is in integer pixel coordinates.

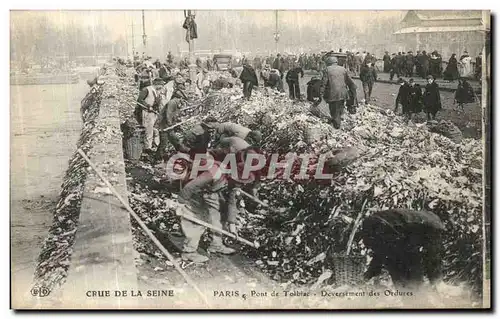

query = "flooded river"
[{"left": 10, "top": 80, "right": 89, "bottom": 297}]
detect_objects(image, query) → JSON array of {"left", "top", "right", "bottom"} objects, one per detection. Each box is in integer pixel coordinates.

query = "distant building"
[{"left": 394, "top": 10, "right": 487, "bottom": 58}]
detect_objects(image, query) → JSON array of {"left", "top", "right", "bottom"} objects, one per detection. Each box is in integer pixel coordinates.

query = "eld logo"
[{"left": 31, "top": 285, "right": 50, "bottom": 297}]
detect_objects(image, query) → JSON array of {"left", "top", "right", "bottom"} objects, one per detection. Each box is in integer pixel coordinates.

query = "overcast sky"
[{"left": 11, "top": 10, "right": 405, "bottom": 40}]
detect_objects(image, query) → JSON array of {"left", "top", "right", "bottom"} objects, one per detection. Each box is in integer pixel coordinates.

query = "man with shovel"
[{"left": 176, "top": 160, "right": 259, "bottom": 263}]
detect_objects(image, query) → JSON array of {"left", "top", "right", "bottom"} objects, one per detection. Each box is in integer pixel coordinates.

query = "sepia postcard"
[{"left": 10, "top": 9, "right": 491, "bottom": 310}]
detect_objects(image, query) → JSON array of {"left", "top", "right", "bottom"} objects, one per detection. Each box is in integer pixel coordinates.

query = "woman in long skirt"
[{"left": 443, "top": 54, "right": 460, "bottom": 81}]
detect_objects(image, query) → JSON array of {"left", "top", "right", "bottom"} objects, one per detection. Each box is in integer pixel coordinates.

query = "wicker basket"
[
  {"left": 123, "top": 127, "right": 145, "bottom": 161},
  {"left": 331, "top": 254, "right": 366, "bottom": 286}
]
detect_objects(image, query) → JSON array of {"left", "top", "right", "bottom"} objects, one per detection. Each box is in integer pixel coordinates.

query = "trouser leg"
[
  {"left": 180, "top": 204, "right": 207, "bottom": 253},
  {"left": 287, "top": 81, "right": 294, "bottom": 99},
  {"left": 368, "top": 82, "right": 373, "bottom": 100},
  {"left": 142, "top": 111, "right": 157, "bottom": 150},
  {"left": 295, "top": 82, "right": 301, "bottom": 99},
  {"left": 362, "top": 82, "right": 369, "bottom": 102},
  {"left": 204, "top": 193, "right": 225, "bottom": 247},
  {"left": 328, "top": 101, "right": 344, "bottom": 129}
]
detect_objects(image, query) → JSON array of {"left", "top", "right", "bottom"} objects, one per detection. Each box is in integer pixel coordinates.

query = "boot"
[
  {"left": 207, "top": 244, "right": 236, "bottom": 255},
  {"left": 181, "top": 252, "right": 209, "bottom": 263}
]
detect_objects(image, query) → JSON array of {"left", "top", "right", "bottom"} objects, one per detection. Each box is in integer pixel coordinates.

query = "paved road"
[
  {"left": 279, "top": 73, "right": 482, "bottom": 139},
  {"left": 10, "top": 81, "right": 89, "bottom": 299}
]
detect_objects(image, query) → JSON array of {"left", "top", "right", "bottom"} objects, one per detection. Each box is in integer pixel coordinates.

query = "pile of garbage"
[
  {"left": 200, "top": 88, "right": 483, "bottom": 294},
  {"left": 119, "top": 72, "right": 483, "bottom": 296}
]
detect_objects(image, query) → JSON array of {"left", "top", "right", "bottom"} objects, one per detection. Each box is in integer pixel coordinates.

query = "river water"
[{"left": 10, "top": 80, "right": 89, "bottom": 300}]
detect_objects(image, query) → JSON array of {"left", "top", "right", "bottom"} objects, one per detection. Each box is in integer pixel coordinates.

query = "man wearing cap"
[
  {"left": 210, "top": 122, "right": 262, "bottom": 147},
  {"left": 320, "top": 55, "right": 357, "bottom": 129},
  {"left": 196, "top": 68, "right": 209, "bottom": 97},
  {"left": 423, "top": 75, "right": 442, "bottom": 120},
  {"left": 155, "top": 84, "right": 188, "bottom": 162},
  {"left": 177, "top": 144, "right": 262, "bottom": 263},
  {"left": 389, "top": 53, "right": 399, "bottom": 81},
  {"left": 360, "top": 209, "right": 444, "bottom": 289},
  {"left": 406, "top": 51, "right": 415, "bottom": 77},
  {"left": 135, "top": 78, "right": 165, "bottom": 154},
  {"left": 354, "top": 52, "right": 363, "bottom": 75},
  {"left": 239, "top": 62, "right": 259, "bottom": 100},
  {"left": 407, "top": 78, "right": 423, "bottom": 118},
  {"left": 394, "top": 78, "right": 410, "bottom": 116},
  {"left": 359, "top": 62, "right": 377, "bottom": 104},
  {"left": 285, "top": 62, "right": 305, "bottom": 100},
  {"left": 180, "top": 116, "right": 220, "bottom": 159}
]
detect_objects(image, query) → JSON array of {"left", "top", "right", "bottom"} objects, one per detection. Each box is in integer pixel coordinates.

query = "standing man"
[
  {"left": 389, "top": 53, "right": 399, "bottom": 81},
  {"left": 155, "top": 85, "right": 188, "bottom": 162},
  {"left": 285, "top": 62, "right": 305, "bottom": 100},
  {"left": 421, "top": 51, "right": 430, "bottom": 79},
  {"left": 407, "top": 78, "right": 423, "bottom": 120},
  {"left": 361, "top": 209, "right": 444, "bottom": 289},
  {"left": 273, "top": 53, "right": 284, "bottom": 80},
  {"left": 354, "top": 52, "right": 362, "bottom": 75},
  {"left": 406, "top": 51, "right": 415, "bottom": 77},
  {"left": 423, "top": 75, "right": 442, "bottom": 121},
  {"left": 135, "top": 78, "right": 165, "bottom": 155},
  {"left": 239, "top": 62, "right": 259, "bottom": 100},
  {"left": 320, "top": 56, "right": 357, "bottom": 129},
  {"left": 167, "top": 51, "right": 174, "bottom": 64},
  {"left": 359, "top": 62, "right": 377, "bottom": 104},
  {"left": 394, "top": 78, "right": 410, "bottom": 117}
]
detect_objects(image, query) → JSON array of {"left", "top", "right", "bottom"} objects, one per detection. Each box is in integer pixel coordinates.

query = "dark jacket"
[
  {"left": 321, "top": 64, "right": 356, "bottom": 102},
  {"left": 423, "top": 81, "right": 442, "bottom": 112},
  {"left": 286, "top": 67, "right": 304, "bottom": 82},
  {"left": 307, "top": 78, "right": 322, "bottom": 102},
  {"left": 408, "top": 84, "right": 423, "bottom": 113},
  {"left": 395, "top": 83, "right": 410, "bottom": 110},
  {"left": 444, "top": 56, "right": 460, "bottom": 81},
  {"left": 455, "top": 81, "right": 475, "bottom": 104},
  {"left": 239, "top": 65, "right": 258, "bottom": 86},
  {"left": 160, "top": 97, "right": 182, "bottom": 128},
  {"left": 361, "top": 209, "right": 444, "bottom": 285},
  {"left": 359, "top": 65, "right": 377, "bottom": 83}
]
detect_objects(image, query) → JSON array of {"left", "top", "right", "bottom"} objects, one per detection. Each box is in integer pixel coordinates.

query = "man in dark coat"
[
  {"left": 273, "top": 54, "right": 285, "bottom": 80},
  {"left": 406, "top": 51, "right": 415, "bottom": 77},
  {"left": 360, "top": 209, "right": 445, "bottom": 289},
  {"left": 394, "top": 78, "right": 410, "bottom": 116},
  {"left": 286, "top": 63, "right": 305, "bottom": 100},
  {"left": 415, "top": 51, "right": 422, "bottom": 76},
  {"left": 359, "top": 62, "right": 377, "bottom": 104},
  {"left": 239, "top": 63, "right": 258, "bottom": 100},
  {"left": 383, "top": 51, "right": 391, "bottom": 73},
  {"left": 454, "top": 78, "right": 476, "bottom": 110},
  {"left": 407, "top": 78, "right": 423, "bottom": 119},
  {"left": 155, "top": 86, "right": 188, "bottom": 161},
  {"left": 423, "top": 75, "right": 442, "bottom": 120},
  {"left": 320, "top": 56, "right": 357, "bottom": 129},
  {"left": 389, "top": 54, "right": 399, "bottom": 81},
  {"left": 420, "top": 51, "right": 430, "bottom": 79}
]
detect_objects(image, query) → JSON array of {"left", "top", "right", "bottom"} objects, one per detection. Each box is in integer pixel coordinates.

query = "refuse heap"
[
  {"left": 199, "top": 87, "right": 484, "bottom": 294},
  {"left": 122, "top": 72, "right": 483, "bottom": 295}
]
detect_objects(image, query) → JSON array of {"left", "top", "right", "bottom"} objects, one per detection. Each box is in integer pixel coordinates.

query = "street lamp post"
[
  {"left": 274, "top": 10, "right": 280, "bottom": 54},
  {"left": 185, "top": 10, "right": 197, "bottom": 88}
]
